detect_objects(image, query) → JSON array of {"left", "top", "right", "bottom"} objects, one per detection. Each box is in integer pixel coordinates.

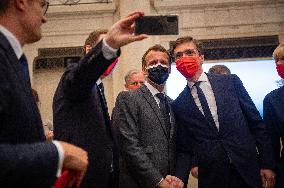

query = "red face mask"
[
  {"left": 276, "top": 63, "right": 284, "bottom": 79},
  {"left": 102, "top": 58, "right": 119, "bottom": 77},
  {"left": 175, "top": 56, "right": 199, "bottom": 79}
]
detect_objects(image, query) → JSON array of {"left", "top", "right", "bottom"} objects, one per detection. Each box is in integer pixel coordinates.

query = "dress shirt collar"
[
  {"left": 144, "top": 80, "right": 165, "bottom": 97},
  {"left": 96, "top": 78, "right": 102, "bottom": 85},
  {"left": 0, "top": 25, "right": 23, "bottom": 59},
  {"left": 187, "top": 72, "right": 208, "bottom": 89}
]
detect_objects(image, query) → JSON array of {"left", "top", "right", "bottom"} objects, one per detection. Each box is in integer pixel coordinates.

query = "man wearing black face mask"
[{"left": 112, "top": 45, "right": 183, "bottom": 188}]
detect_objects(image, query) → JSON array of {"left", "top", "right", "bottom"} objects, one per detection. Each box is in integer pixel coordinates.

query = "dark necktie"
[
  {"left": 194, "top": 82, "right": 215, "bottom": 126},
  {"left": 155, "top": 93, "right": 171, "bottom": 135},
  {"left": 98, "top": 82, "right": 108, "bottom": 111},
  {"left": 19, "top": 54, "right": 31, "bottom": 84}
]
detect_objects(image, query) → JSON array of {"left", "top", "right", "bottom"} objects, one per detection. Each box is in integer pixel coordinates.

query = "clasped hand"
[{"left": 158, "top": 175, "right": 184, "bottom": 188}]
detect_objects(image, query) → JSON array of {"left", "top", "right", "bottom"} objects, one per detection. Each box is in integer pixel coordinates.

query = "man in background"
[
  {"left": 208, "top": 65, "right": 231, "bottom": 75},
  {"left": 124, "top": 69, "right": 145, "bottom": 90}
]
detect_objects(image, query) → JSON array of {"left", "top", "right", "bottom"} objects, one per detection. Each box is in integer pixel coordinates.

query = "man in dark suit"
[
  {"left": 112, "top": 44, "right": 183, "bottom": 188},
  {"left": 53, "top": 13, "right": 147, "bottom": 188},
  {"left": 0, "top": 0, "right": 88, "bottom": 187},
  {"left": 171, "top": 36, "right": 276, "bottom": 188},
  {"left": 263, "top": 42, "right": 284, "bottom": 188}
]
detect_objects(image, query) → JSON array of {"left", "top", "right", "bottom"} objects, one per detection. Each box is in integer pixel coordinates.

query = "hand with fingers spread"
[
  {"left": 260, "top": 169, "right": 276, "bottom": 188},
  {"left": 105, "top": 11, "right": 148, "bottom": 49},
  {"left": 59, "top": 141, "right": 88, "bottom": 187}
]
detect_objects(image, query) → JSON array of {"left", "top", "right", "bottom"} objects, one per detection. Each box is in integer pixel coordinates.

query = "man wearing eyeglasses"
[
  {"left": 0, "top": 0, "right": 147, "bottom": 187},
  {"left": 124, "top": 69, "right": 145, "bottom": 90},
  {"left": 0, "top": 0, "right": 88, "bottom": 187},
  {"left": 171, "top": 36, "right": 276, "bottom": 188}
]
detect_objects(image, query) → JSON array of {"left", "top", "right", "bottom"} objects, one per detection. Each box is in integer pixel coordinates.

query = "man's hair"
[
  {"left": 273, "top": 42, "right": 284, "bottom": 61},
  {"left": 124, "top": 69, "right": 140, "bottom": 85},
  {"left": 0, "top": 0, "right": 11, "bottom": 15},
  {"left": 171, "top": 36, "right": 204, "bottom": 55},
  {"left": 208, "top": 65, "right": 231, "bottom": 75},
  {"left": 142, "top": 44, "right": 170, "bottom": 71},
  {"left": 83, "top": 29, "right": 108, "bottom": 54}
]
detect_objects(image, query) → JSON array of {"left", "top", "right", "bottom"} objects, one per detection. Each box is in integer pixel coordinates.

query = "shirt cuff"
[
  {"left": 102, "top": 38, "right": 118, "bottom": 60},
  {"left": 52, "top": 140, "right": 64, "bottom": 177},
  {"left": 156, "top": 178, "right": 164, "bottom": 187}
]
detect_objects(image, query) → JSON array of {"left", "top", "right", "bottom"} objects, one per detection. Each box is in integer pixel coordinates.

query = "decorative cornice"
[
  {"left": 47, "top": 2, "right": 116, "bottom": 17},
  {"left": 153, "top": 0, "right": 284, "bottom": 11}
]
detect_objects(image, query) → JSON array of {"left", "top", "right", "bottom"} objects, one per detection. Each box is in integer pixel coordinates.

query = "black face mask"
[{"left": 147, "top": 65, "right": 169, "bottom": 85}]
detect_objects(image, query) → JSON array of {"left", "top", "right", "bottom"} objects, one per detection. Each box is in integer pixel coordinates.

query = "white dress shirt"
[
  {"left": 187, "top": 72, "right": 220, "bottom": 130},
  {"left": 144, "top": 81, "right": 166, "bottom": 107}
]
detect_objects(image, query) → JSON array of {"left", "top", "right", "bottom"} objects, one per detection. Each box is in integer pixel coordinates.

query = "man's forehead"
[
  {"left": 146, "top": 50, "right": 168, "bottom": 59},
  {"left": 175, "top": 41, "right": 197, "bottom": 51}
]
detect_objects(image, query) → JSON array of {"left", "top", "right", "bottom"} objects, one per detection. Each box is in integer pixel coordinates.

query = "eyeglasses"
[
  {"left": 42, "top": 0, "right": 49, "bottom": 15},
  {"left": 173, "top": 49, "right": 198, "bottom": 60},
  {"left": 275, "top": 57, "right": 284, "bottom": 61}
]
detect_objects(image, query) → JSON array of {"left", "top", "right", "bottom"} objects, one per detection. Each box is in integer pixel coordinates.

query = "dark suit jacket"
[
  {"left": 112, "top": 85, "right": 176, "bottom": 188},
  {"left": 53, "top": 41, "right": 119, "bottom": 188},
  {"left": 0, "top": 142, "right": 58, "bottom": 187},
  {"left": 0, "top": 32, "right": 58, "bottom": 187},
  {"left": 172, "top": 74, "right": 274, "bottom": 188},
  {"left": 263, "top": 86, "right": 284, "bottom": 188}
]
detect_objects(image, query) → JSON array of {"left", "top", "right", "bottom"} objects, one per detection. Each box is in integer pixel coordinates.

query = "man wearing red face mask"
[
  {"left": 263, "top": 42, "right": 284, "bottom": 188},
  {"left": 171, "top": 36, "right": 276, "bottom": 188},
  {"left": 53, "top": 24, "right": 147, "bottom": 188}
]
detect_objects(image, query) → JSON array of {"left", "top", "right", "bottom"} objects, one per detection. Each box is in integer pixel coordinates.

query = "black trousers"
[
  {"left": 227, "top": 164, "right": 250, "bottom": 188},
  {"left": 109, "top": 170, "right": 119, "bottom": 188},
  {"left": 198, "top": 163, "right": 251, "bottom": 188}
]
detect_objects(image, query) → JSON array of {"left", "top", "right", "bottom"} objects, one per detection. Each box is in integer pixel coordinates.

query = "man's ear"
[
  {"left": 14, "top": 0, "right": 27, "bottom": 12},
  {"left": 142, "top": 69, "right": 148, "bottom": 77},
  {"left": 199, "top": 54, "right": 205, "bottom": 65}
]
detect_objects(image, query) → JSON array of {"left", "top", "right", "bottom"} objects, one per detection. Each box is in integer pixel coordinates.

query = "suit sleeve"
[
  {"left": 263, "top": 95, "right": 281, "bottom": 165},
  {"left": 0, "top": 142, "right": 58, "bottom": 187},
  {"left": 232, "top": 74, "right": 275, "bottom": 169},
  {"left": 114, "top": 92, "right": 164, "bottom": 188},
  {"left": 174, "top": 112, "right": 194, "bottom": 184},
  {"left": 60, "top": 40, "right": 119, "bottom": 101},
  {"left": 0, "top": 51, "right": 12, "bottom": 115}
]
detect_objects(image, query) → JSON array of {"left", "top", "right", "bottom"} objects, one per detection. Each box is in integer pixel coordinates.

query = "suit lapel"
[
  {"left": 180, "top": 86, "right": 209, "bottom": 121},
  {"left": 175, "top": 85, "right": 218, "bottom": 132},
  {"left": 0, "top": 32, "right": 44, "bottom": 140},
  {"left": 140, "top": 86, "right": 169, "bottom": 138},
  {"left": 167, "top": 97, "right": 175, "bottom": 140},
  {"left": 0, "top": 33, "right": 30, "bottom": 92},
  {"left": 207, "top": 74, "right": 225, "bottom": 132}
]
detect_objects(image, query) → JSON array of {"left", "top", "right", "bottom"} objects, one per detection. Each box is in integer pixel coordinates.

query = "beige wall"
[
  {"left": 27, "top": 0, "right": 283, "bottom": 120},
  {"left": 24, "top": 1, "right": 283, "bottom": 186}
]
